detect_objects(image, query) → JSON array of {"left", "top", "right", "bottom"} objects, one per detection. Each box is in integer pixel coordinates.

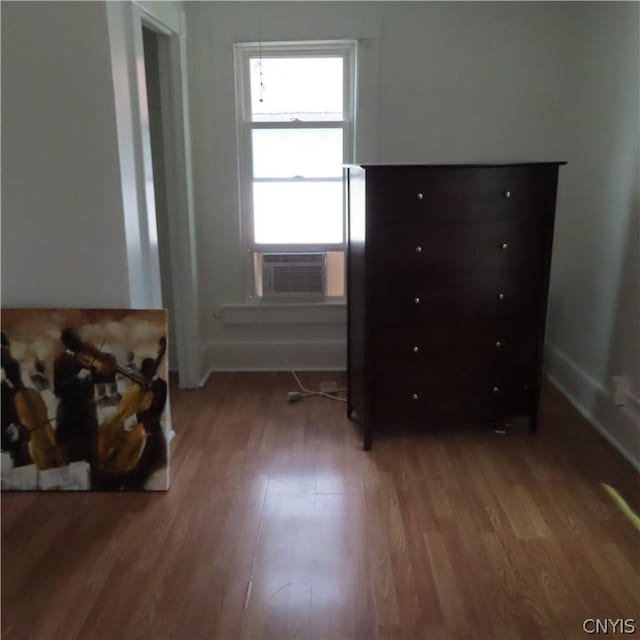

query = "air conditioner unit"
[{"left": 261, "top": 253, "right": 326, "bottom": 298}]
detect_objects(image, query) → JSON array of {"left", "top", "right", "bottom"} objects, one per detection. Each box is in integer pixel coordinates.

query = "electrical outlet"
[{"left": 612, "top": 376, "right": 630, "bottom": 406}]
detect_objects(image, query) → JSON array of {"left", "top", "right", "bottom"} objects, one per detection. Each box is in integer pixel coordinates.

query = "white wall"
[
  {"left": 0, "top": 0, "right": 177, "bottom": 312},
  {"left": 545, "top": 2, "right": 640, "bottom": 469},
  {"left": 1, "top": 1, "right": 131, "bottom": 308},
  {"left": 1, "top": 0, "right": 190, "bottom": 312},
  {"left": 186, "top": 1, "right": 572, "bottom": 371},
  {"left": 186, "top": 1, "right": 383, "bottom": 371},
  {"left": 376, "top": 2, "right": 569, "bottom": 163}
]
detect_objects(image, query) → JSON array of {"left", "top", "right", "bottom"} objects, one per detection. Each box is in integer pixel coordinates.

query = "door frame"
[{"left": 130, "top": 2, "right": 201, "bottom": 388}]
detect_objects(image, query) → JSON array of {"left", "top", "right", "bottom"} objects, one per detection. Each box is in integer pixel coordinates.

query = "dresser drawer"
[
  {"left": 372, "top": 320, "right": 537, "bottom": 374},
  {"left": 373, "top": 372, "right": 532, "bottom": 424},
  {"left": 366, "top": 165, "right": 558, "bottom": 226},
  {"left": 372, "top": 270, "right": 543, "bottom": 327},
  {"left": 371, "top": 218, "right": 545, "bottom": 274}
]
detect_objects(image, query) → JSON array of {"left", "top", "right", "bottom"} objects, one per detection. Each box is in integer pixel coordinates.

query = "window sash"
[
  {"left": 250, "top": 127, "right": 344, "bottom": 181},
  {"left": 248, "top": 56, "right": 344, "bottom": 123},
  {"left": 248, "top": 121, "right": 345, "bottom": 129},
  {"left": 248, "top": 124, "right": 346, "bottom": 181},
  {"left": 236, "top": 41, "right": 356, "bottom": 124},
  {"left": 248, "top": 124, "right": 345, "bottom": 244},
  {"left": 234, "top": 41, "right": 355, "bottom": 296},
  {"left": 252, "top": 180, "right": 344, "bottom": 245}
]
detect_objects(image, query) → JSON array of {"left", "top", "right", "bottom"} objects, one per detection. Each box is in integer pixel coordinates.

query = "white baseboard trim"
[
  {"left": 544, "top": 343, "right": 640, "bottom": 472},
  {"left": 199, "top": 368, "right": 213, "bottom": 388},
  {"left": 202, "top": 339, "right": 347, "bottom": 373}
]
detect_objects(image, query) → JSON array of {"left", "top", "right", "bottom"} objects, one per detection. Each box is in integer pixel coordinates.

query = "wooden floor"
[{"left": 2, "top": 373, "right": 639, "bottom": 640}]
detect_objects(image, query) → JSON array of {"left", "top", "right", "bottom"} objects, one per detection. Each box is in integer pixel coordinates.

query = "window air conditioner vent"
[{"left": 262, "top": 253, "right": 326, "bottom": 298}]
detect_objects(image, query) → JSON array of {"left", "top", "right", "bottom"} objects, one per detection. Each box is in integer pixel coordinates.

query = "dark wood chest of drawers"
[{"left": 345, "top": 163, "right": 565, "bottom": 450}]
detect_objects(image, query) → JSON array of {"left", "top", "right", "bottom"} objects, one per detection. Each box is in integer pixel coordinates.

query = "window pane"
[
  {"left": 253, "top": 181, "right": 343, "bottom": 244},
  {"left": 252, "top": 129, "right": 343, "bottom": 178},
  {"left": 250, "top": 57, "right": 343, "bottom": 122}
]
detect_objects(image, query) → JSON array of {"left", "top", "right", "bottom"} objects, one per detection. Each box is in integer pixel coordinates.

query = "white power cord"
[
  {"left": 280, "top": 355, "right": 347, "bottom": 403},
  {"left": 287, "top": 369, "right": 347, "bottom": 403}
]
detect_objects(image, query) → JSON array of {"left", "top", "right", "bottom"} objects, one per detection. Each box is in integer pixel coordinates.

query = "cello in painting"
[
  {"left": 1, "top": 332, "right": 64, "bottom": 470},
  {"left": 97, "top": 336, "right": 167, "bottom": 474}
]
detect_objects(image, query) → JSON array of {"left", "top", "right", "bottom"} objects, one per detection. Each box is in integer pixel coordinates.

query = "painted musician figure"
[
  {"left": 117, "top": 356, "right": 168, "bottom": 490},
  {"left": 1, "top": 333, "right": 31, "bottom": 467},
  {"left": 53, "top": 328, "right": 114, "bottom": 464},
  {"left": 94, "top": 336, "right": 168, "bottom": 491}
]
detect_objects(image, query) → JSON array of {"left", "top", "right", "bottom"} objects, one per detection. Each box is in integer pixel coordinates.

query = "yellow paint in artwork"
[{"left": 601, "top": 483, "right": 640, "bottom": 532}]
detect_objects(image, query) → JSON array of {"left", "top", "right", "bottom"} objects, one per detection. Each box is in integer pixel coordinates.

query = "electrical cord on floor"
[{"left": 280, "top": 355, "right": 347, "bottom": 403}]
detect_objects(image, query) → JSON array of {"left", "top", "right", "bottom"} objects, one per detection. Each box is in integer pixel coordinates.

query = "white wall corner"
[{"left": 544, "top": 343, "right": 640, "bottom": 472}]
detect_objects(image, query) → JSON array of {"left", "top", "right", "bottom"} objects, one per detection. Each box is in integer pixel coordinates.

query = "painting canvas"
[{"left": 1, "top": 309, "right": 171, "bottom": 491}]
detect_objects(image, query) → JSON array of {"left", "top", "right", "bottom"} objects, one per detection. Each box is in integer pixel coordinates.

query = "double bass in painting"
[{"left": 97, "top": 336, "right": 167, "bottom": 476}]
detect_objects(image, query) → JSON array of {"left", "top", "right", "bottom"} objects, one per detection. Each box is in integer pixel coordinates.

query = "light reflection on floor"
[{"left": 243, "top": 470, "right": 357, "bottom": 624}]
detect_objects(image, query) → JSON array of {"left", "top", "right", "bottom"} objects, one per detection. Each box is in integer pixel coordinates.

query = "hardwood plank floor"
[{"left": 2, "top": 373, "right": 639, "bottom": 640}]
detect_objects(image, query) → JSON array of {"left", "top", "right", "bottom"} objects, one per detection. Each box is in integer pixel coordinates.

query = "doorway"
[
  {"left": 141, "top": 26, "right": 177, "bottom": 371},
  {"left": 107, "top": 2, "right": 200, "bottom": 387}
]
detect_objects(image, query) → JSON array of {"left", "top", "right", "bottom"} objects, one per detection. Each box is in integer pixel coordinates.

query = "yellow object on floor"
[{"left": 601, "top": 483, "right": 640, "bottom": 532}]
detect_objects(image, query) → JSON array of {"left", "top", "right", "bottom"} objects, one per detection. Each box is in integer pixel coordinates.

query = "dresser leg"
[{"left": 529, "top": 411, "right": 539, "bottom": 435}]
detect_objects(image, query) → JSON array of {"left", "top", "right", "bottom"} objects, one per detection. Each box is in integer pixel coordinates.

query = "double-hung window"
[{"left": 234, "top": 41, "right": 356, "bottom": 299}]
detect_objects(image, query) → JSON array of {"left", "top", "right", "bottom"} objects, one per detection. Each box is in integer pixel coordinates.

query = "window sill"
[{"left": 220, "top": 300, "right": 346, "bottom": 325}]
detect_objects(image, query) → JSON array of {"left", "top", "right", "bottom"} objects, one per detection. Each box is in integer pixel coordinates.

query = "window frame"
[{"left": 234, "top": 40, "right": 357, "bottom": 261}]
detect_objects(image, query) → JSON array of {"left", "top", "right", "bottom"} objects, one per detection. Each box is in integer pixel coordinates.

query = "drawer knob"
[
  {"left": 417, "top": 193, "right": 424, "bottom": 200},
  {"left": 503, "top": 190, "right": 512, "bottom": 199},
  {"left": 413, "top": 346, "right": 420, "bottom": 353},
  {"left": 416, "top": 246, "right": 422, "bottom": 254},
  {"left": 500, "top": 242, "right": 509, "bottom": 250},
  {"left": 412, "top": 393, "right": 419, "bottom": 400},
  {"left": 414, "top": 297, "right": 421, "bottom": 305},
  {"left": 495, "top": 340, "right": 503, "bottom": 348},
  {"left": 493, "top": 386, "right": 500, "bottom": 394},
  {"left": 497, "top": 293, "right": 505, "bottom": 301}
]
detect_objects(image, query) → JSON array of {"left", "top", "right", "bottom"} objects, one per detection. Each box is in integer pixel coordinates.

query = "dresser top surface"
[{"left": 345, "top": 161, "right": 567, "bottom": 169}]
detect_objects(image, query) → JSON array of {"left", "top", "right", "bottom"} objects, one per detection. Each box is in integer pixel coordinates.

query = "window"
[{"left": 234, "top": 41, "right": 356, "bottom": 299}]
